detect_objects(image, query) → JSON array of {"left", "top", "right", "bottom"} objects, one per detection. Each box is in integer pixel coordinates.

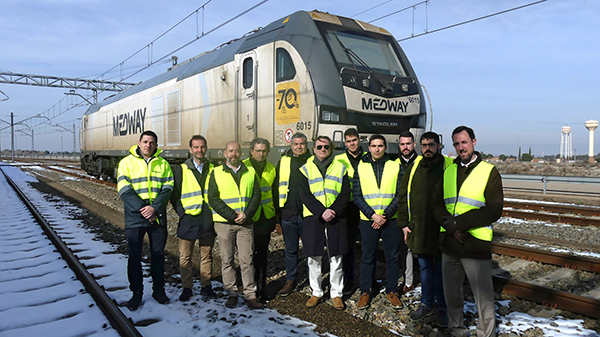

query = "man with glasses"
[
  {"left": 334, "top": 128, "right": 365, "bottom": 294},
  {"left": 243, "top": 138, "right": 277, "bottom": 301},
  {"left": 299, "top": 136, "right": 350, "bottom": 310},
  {"left": 353, "top": 134, "right": 405, "bottom": 310},
  {"left": 398, "top": 132, "right": 453, "bottom": 326},
  {"left": 275, "top": 132, "right": 311, "bottom": 296}
]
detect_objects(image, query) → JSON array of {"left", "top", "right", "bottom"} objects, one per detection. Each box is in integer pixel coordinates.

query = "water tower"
[
  {"left": 560, "top": 125, "right": 572, "bottom": 161},
  {"left": 585, "top": 119, "right": 599, "bottom": 163}
]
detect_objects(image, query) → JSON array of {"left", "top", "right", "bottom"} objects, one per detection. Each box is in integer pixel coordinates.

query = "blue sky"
[{"left": 1, "top": 0, "right": 598, "bottom": 156}]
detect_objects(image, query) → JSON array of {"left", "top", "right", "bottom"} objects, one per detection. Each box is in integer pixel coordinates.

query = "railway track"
[
  {"left": 503, "top": 200, "right": 600, "bottom": 227},
  {"left": 0, "top": 165, "right": 141, "bottom": 337},
  {"left": 491, "top": 242, "right": 600, "bottom": 319}
]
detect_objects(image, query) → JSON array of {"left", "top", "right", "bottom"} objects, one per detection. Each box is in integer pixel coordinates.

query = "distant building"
[{"left": 505, "top": 158, "right": 517, "bottom": 162}]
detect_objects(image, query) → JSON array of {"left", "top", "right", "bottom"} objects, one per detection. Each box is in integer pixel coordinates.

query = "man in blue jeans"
[
  {"left": 275, "top": 132, "right": 311, "bottom": 296},
  {"left": 398, "top": 131, "right": 453, "bottom": 326},
  {"left": 352, "top": 134, "right": 405, "bottom": 309}
]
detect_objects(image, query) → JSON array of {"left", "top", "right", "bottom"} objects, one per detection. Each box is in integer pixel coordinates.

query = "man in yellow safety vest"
[
  {"left": 433, "top": 126, "right": 503, "bottom": 337},
  {"left": 170, "top": 135, "right": 216, "bottom": 302}
]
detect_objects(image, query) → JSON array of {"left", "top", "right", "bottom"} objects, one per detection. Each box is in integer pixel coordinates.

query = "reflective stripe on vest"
[
  {"left": 244, "top": 158, "right": 276, "bottom": 221},
  {"left": 117, "top": 145, "right": 174, "bottom": 204},
  {"left": 211, "top": 165, "right": 256, "bottom": 222},
  {"left": 406, "top": 155, "right": 454, "bottom": 221},
  {"left": 335, "top": 152, "right": 361, "bottom": 202},
  {"left": 299, "top": 156, "right": 346, "bottom": 217},
  {"left": 278, "top": 156, "right": 291, "bottom": 207},
  {"left": 357, "top": 159, "right": 400, "bottom": 220},
  {"left": 180, "top": 162, "right": 213, "bottom": 216},
  {"left": 442, "top": 161, "right": 494, "bottom": 241}
]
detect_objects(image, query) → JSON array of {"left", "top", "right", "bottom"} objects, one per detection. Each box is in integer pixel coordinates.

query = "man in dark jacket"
[
  {"left": 353, "top": 134, "right": 405, "bottom": 310},
  {"left": 117, "top": 130, "right": 173, "bottom": 311},
  {"left": 398, "top": 131, "right": 453, "bottom": 326},
  {"left": 433, "top": 126, "right": 503, "bottom": 337},
  {"left": 299, "top": 136, "right": 350, "bottom": 310},
  {"left": 208, "top": 141, "right": 262, "bottom": 309},
  {"left": 275, "top": 132, "right": 311, "bottom": 296},
  {"left": 334, "top": 128, "right": 364, "bottom": 294},
  {"left": 170, "top": 135, "right": 216, "bottom": 302}
]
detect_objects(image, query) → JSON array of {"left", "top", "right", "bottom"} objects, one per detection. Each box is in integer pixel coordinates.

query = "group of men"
[{"left": 117, "top": 125, "right": 502, "bottom": 337}]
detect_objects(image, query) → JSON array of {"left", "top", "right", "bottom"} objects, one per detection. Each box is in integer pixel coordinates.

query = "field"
[{"left": 494, "top": 161, "right": 600, "bottom": 177}]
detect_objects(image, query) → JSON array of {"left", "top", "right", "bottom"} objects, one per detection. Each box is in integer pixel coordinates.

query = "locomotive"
[{"left": 80, "top": 10, "right": 426, "bottom": 179}]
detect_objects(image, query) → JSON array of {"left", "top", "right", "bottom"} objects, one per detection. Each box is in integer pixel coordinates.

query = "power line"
[
  {"left": 352, "top": 0, "right": 399, "bottom": 18},
  {"left": 397, "top": 0, "right": 548, "bottom": 41}
]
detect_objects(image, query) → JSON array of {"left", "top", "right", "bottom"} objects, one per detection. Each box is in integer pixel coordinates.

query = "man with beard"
[
  {"left": 170, "top": 135, "right": 216, "bottom": 302},
  {"left": 433, "top": 126, "right": 503, "bottom": 337},
  {"left": 243, "top": 138, "right": 277, "bottom": 301},
  {"left": 396, "top": 130, "right": 417, "bottom": 293},
  {"left": 299, "top": 136, "right": 350, "bottom": 310},
  {"left": 208, "top": 141, "right": 262, "bottom": 309},
  {"left": 398, "top": 132, "right": 453, "bottom": 326},
  {"left": 334, "top": 128, "right": 365, "bottom": 294}
]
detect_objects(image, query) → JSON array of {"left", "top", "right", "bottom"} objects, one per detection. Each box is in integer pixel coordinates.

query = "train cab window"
[
  {"left": 276, "top": 48, "right": 296, "bottom": 82},
  {"left": 242, "top": 58, "right": 253, "bottom": 89}
]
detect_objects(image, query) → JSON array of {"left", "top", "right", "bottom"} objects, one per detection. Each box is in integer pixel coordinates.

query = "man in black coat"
[
  {"left": 170, "top": 135, "right": 216, "bottom": 301},
  {"left": 299, "top": 136, "right": 350, "bottom": 310}
]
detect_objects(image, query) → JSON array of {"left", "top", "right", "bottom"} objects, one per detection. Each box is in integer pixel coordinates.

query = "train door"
[{"left": 238, "top": 51, "right": 257, "bottom": 144}]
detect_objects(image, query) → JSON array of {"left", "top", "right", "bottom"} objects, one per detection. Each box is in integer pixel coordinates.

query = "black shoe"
[
  {"left": 127, "top": 291, "right": 143, "bottom": 311},
  {"left": 200, "top": 286, "right": 217, "bottom": 299},
  {"left": 152, "top": 289, "right": 170, "bottom": 304},
  {"left": 179, "top": 288, "right": 193, "bottom": 302},
  {"left": 343, "top": 280, "right": 356, "bottom": 295},
  {"left": 410, "top": 304, "right": 435, "bottom": 321},
  {"left": 225, "top": 296, "right": 238, "bottom": 308},
  {"left": 244, "top": 298, "right": 264, "bottom": 309}
]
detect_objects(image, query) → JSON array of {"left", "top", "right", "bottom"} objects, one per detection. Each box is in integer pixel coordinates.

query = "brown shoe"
[
  {"left": 331, "top": 297, "right": 345, "bottom": 310},
  {"left": 357, "top": 292, "right": 370, "bottom": 309},
  {"left": 387, "top": 292, "right": 403, "bottom": 309},
  {"left": 244, "top": 298, "right": 264, "bottom": 310},
  {"left": 277, "top": 280, "right": 296, "bottom": 297},
  {"left": 305, "top": 296, "right": 322, "bottom": 308},
  {"left": 403, "top": 284, "right": 415, "bottom": 294}
]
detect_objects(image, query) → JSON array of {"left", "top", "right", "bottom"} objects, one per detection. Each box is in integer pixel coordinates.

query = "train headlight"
[{"left": 322, "top": 111, "right": 340, "bottom": 122}]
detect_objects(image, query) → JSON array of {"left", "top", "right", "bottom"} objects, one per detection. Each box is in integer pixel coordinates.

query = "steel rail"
[
  {"left": 491, "top": 242, "right": 600, "bottom": 273},
  {"left": 502, "top": 209, "right": 600, "bottom": 227},
  {"left": 504, "top": 200, "right": 600, "bottom": 217},
  {"left": 493, "top": 276, "right": 600, "bottom": 319},
  {"left": 0, "top": 166, "right": 142, "bottom": 337}
]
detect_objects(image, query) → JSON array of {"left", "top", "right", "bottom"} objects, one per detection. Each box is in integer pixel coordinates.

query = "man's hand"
[
  {"left": 149, "top": 213, "right": 158, "bottom": 223},
  {"left": 453, "top": 230, "right": 466, "bottom": 244},
  {"left": 402, "top": 226, "right": 411, "bottom": 242},
  {"left": 372, "top": 214, "right": 387, "bottom": 229},
  {"left": 442, "top": 215, "right": 458, "bottom": 233},
  {"left": 140, "top": 205, "right": 156, "bottom": 219},
  {"left": 322, "top": 209, "right": 336, "bottom": 222},
  {"left": 234, "top": 211, "right": 247, "bottom": 224}
]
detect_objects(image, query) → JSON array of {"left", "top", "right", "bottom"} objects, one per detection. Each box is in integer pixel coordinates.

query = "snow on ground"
[{"left": 1, "top": 164, "right": 598, "bottom": 336}]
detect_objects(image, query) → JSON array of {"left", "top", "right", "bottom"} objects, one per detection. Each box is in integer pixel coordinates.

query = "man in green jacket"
[{"left": 398, "top": 131, "right": 452, "bottom": 326}]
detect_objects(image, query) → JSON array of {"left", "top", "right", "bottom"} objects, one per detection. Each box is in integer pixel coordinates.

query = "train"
[{"left": 80, "top": 10, "right": 426, "bottom": 180}]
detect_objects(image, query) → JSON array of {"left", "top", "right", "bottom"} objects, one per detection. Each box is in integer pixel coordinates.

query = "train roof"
[{"left": 84, "top": 10, "right": 403, "bottom": 115}]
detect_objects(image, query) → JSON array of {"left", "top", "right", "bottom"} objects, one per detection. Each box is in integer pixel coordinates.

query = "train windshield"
[{"left": 324, "top": 30, "right": 407, "bottom": 77}]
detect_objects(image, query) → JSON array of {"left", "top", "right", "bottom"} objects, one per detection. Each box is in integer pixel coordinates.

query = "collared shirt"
[
  {"left": 460, "top": 154, "right": 478, "bottom": 168},
  {"left": 227, "top": 162, "right": 241, "bottom": 173},
  {"left": 193, "top": 160, "right": 204, "bottom": 174},
  {"left": 402, "top": 152, "right": 416, "bottom": 164}
]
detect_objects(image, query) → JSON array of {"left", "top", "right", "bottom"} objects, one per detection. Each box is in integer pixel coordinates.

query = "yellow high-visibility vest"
[
  {"left": 299, "top": 156, "right": 346, "bottom": 217},
  {"left": 211, "top": 165, "right": 256, "bottom": 222},
  {"left": 180, "top": 162, "right": 213, "bottom": 215},
  {"left": 335, "top": 152, "right": 363, "bottom": 201},
  {"left": 442, "top": 161, "right": 494, "bottom": 241},
  {"left": 243, "top": 158, "right": 276, "bottom": 221},
  {"left": 117, "top": 145, "right": 173, "bottom": 204},
  {"left": 278, "top": 156, "right": 292, "bottom": 208},
  {"left": 356, "top": 159, "right": 400, "bottom": 221}
]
